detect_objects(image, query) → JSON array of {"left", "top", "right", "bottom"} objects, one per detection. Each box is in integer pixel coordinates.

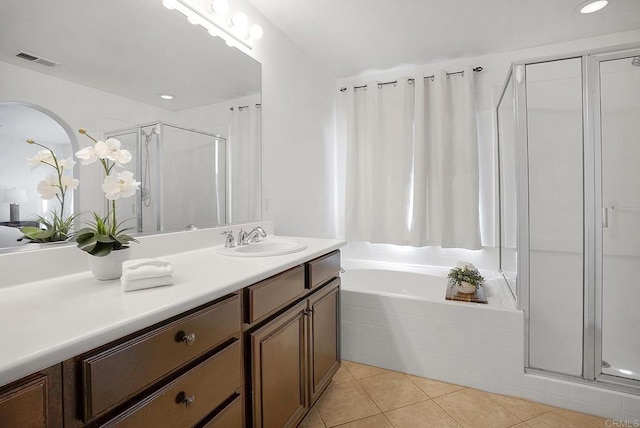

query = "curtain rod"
[
  {"left": 339, "top": 66, "right": 483, "bottom": 92},
  {"left": 230, "top": 103, "right": 261, "bottom": 111}
]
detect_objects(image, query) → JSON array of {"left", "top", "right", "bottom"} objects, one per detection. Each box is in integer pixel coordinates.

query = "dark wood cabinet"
[
  {"left": 63, "top": 293, "right": 242, "bottom": 427},
  {"left": 308, "top": 279, "right": 340, "bottom": 405},
  {"left": 245, "top": 251, "right": 341, "bottom": 428},
  {"left": 0, "top": 364, "right": 62, "bottom": 428},
  {"left": 249, "top": 301, "right": 308, "bottom": 428}
]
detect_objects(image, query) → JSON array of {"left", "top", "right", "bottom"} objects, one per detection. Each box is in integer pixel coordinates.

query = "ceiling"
[
  {"left": 0, "top": 0, "right": 261, "bottom": 111},
  {"left": 249, "top": 0, "right": 640, "bottom": 78}
]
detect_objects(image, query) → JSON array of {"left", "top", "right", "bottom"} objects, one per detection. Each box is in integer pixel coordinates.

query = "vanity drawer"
[
  {"left": 199, "top": 393, "right": 242, "bottom": 428},
  {"left": 0, "top": 375, "right": 47, "bottom": 428},
  {"left": 245, "top": 265, "right": 305, "bottom": 324},
  {"left": 101, "top": 340, "right": 241, "bottom": 428},
  {"left": 307, "top": 251, "right": 340, "bottom": 289},
  {"left": 82, "top": 293, "right": 240, "bottom": 420}
]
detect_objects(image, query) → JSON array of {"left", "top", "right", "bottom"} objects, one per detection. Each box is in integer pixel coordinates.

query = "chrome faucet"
[
  {"left": 246, "top": 226, "right": 267, "bottom": 243},
  {"left": 221, "top": 230, "right": 235, "bottom": 248}
]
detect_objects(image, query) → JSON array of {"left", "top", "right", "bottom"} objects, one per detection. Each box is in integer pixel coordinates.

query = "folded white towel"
[
  {"left": 121, "top": 274, "right": 174, "bottom": 292},
  {"left": 122, "top": 258, "right": 173, "bottom": 281}
]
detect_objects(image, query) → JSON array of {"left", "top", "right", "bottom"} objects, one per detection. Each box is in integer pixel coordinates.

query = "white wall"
[
  {"left": 335, "top": 29, "right": 640, "bottom": 270},
  {"left": 235, "top": 0, "right": 339, "bottom": 238}
]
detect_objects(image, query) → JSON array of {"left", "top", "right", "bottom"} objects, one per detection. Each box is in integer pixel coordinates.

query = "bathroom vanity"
[{"left": 0, "top": 234, "right": 344, "bottom": 428}]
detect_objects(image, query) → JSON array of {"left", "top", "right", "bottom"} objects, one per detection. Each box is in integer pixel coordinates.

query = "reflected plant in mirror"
[
  {"left": 20, "top": 139, "right": 79, "bottom": 243},
  {"left": 74, "top": 129, "right": 140, "bottom": 257}
]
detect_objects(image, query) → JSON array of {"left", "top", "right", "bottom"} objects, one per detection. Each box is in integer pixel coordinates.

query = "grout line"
[{"left": 430, "top": 394, "right": 464, "bottom": 427}]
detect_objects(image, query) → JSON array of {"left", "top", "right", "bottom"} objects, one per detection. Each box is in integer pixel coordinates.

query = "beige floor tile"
[
  {"left": 487, "top": 393, "right": 554, "bottom": 420},
  {"left": 315, "top": 380, "right": 381, "bottom": 427},
  {"left": 358, "top": 372, "right": 429, "bottom": 412},
  {"left": 299, "top": 407, "right": 326, "bottom": 428},
  {"left": 524, "top": 408, "right": 602, "bottom": 428},
  {"left": 407, "top": 375, "right": 466, "bottom": 398},
  {"left": 342, "top": 360, "right": 392, "bottom": 379},
  {"left": 384, "top": 400, "right": 462, "bottom": 428},
  {"left": 433, "top": 388, "right": 520, "bottom": 428},
  {"left": 581, "top": 413, "right": 609, "bottom": 428},
  {"left": 510, "top": 424, "right": 529, "bottom": 428},
  {"left": 332, "top": 365, "right": 355, "bottom": 384},
  {"left": 334, "top": 414, "right": 393, "bottom": 428}
]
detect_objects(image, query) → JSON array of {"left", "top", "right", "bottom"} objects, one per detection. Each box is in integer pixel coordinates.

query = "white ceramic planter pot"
[
  {"left": 456, "top": 281, "right": 476, "bottom": 294},
  {"left": 88, "top": 249, "right": 131, "bottom": 280}
]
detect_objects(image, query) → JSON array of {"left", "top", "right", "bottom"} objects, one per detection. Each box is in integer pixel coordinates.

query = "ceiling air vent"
[{"left": 16, "top": 51, "right": 59, "bottom": 67}]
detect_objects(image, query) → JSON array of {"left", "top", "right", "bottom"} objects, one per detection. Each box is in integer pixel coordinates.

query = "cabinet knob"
[
  {"left": 182, "top": 394, "right": 196, "bottom": 408},
  {"left": 182, "top": 332, "right": 196, "bottom": 346}
]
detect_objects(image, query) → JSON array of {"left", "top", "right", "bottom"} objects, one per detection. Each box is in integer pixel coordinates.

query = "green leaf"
[
  {"left": 89, "top": 242, "right": 113, "bottom": 257},
  {"left": 95, "top": 234, "right": 116, "bottom": 243},
  {"left": 77, "top": 235, "right": 98, "bottom": 253}
]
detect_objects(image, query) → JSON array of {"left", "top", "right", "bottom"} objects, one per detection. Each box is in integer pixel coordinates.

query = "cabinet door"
[
  {"left": 308, "top": 279, "right": 340, "bottom": 405},
  {"left": 0, "top": 365, "right": 62, "bottom": 428},
  {"left": 250, "top": 301, "right": 307, "bottom": 428}
]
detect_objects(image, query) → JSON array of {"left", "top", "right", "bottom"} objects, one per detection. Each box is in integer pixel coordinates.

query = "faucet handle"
[{"left": 221, "top": 230, "right": 235, "bottom": 248}]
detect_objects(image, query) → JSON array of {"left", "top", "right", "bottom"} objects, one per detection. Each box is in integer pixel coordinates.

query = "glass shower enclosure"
[
  {"left": 497, "top": 44, "right": 640, "bottom": 390},
  {"left": 105, "top": 122, "right": 227, "bottom": 233}
]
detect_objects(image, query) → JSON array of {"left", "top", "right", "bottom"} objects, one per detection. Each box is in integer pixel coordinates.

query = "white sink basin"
[{"left": 217, "top": 238, "right": 307, "bottom": 257}]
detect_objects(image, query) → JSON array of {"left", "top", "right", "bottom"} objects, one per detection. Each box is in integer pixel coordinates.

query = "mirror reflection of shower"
[
  {"left": 140, "top": 125, "right": 159, "bottom": 209},
  {"left": 105, "top": 122, "right": 227, "bottom": 234}
]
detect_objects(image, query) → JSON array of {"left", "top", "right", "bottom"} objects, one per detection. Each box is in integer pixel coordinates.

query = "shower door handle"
[{"left": 602, "top": 207, "right": 609, "bottom": 228}]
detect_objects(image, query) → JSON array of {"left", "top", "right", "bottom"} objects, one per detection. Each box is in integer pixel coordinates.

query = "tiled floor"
[{"left": 300, "top": 361, "right": 609, "bottom": 428}]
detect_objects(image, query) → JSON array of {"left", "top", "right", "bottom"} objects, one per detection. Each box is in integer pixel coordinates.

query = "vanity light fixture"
[
  {"left": 159, "top": 93, "right": 174, "bottom": 100},
  {"left": 161, "top": 0, "right": 263, "bottom": 52},
  {"left": 577, "top": 0, "right": 608, "bottom": 14}
]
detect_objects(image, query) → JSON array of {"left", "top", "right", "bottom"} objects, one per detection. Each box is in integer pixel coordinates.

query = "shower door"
[{"left": 596, "top": 51, "right": 640, "bottom": 384}]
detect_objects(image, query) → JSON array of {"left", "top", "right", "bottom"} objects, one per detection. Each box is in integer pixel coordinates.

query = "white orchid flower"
[
  {"left": 26, "top": 149, "right": 55, "bottom": 168},
  {"left": 60, "top": 174, "right": 80, "bottom": 191},
  {"left": 111, "top": 148, "right": 132, "bottom": 166},
  {"left": 102, "top": 170, "right": 140, "bottom": 200},
  {"left": 36, "top": 174, "right": 60, "bottom": 199},
  {"left": 58, "top": 158, "right": 76, "bottom": 170},
  {"left": 76, "top": 146, "right": 99, "bottom": 165}
]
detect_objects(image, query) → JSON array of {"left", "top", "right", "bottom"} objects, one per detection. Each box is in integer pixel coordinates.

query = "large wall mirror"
[{"left": 0, "top": 0, "right": 261, "bottom": 252}]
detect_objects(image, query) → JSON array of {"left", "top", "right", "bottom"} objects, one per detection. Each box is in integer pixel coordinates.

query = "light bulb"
[
  {"left": 187, "top": 14, "right": 199, "bottom": 24},
  {"left": 159, "top": 93, "right": 174, "bottom": 100},
  {"left": 579, "top": 0, "right": 608, "bottom": 13},
  {"left": 208, "top": 27, "right": 220, "bottom": 37},
  {"left": 162, "top": 0, "right": 177, "bottom": 9},
  {"left": 225, "top": 38, "right": 235, "bottom": 47},
  {"left": 249, "top": 24, "right": 263, "bottom": 40},
  {"left": 211, "top": 0, "right": 229, "bottom": 15},
  {"left": 231, "top": 11, "right": 248, "bottom": 28}
]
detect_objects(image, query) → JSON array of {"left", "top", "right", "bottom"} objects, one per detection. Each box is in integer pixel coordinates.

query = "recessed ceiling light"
[
  {"left": 159, "top": 93, "right": 174, "bottom": 100},
  {"left": 578, "top": 0, "right": 608, "bottom": 14}
]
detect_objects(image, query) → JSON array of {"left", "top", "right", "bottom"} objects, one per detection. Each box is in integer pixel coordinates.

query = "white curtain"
[
  {"left": 346, "top": 79, "right": 415, "bottom": 245},
  {"left": 345, "top": 67, "right": 481, "bottom": 249},
  {"left": 229, "top": 105, "right": 261, "bottom": 223}
]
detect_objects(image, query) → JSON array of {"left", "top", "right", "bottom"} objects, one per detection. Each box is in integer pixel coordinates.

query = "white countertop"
[{"left": 0, "top": 235, "right": 346, "bottom": 386}]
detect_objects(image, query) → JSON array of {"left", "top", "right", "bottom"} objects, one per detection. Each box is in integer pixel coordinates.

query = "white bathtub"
[
  {"left": 340, "top": 259, "right": 513, "bottom": 309},
  {"left": 340, "top": 258, "right": 522, "bottom": 391}
]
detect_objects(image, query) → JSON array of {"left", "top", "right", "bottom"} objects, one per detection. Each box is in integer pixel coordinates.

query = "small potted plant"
[
  {"left": 74, "top": 128, "right": 140, "bottom": 280},
  {"left": 448, "top": 264, "right": 484, "bottom": 294},
  {"left": 20, "top": 139, "right": 79, "bottom": 243}
]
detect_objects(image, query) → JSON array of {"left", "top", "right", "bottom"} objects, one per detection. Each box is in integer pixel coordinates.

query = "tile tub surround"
[
  {"left": 0, "top": 230, "right": 346, "bottom": 387},
  {"left": 300, "top": 360, "right": 612, "bottom": 428},
  {"left": 341, "top": 289, "right": 640, "bottom": 421}
]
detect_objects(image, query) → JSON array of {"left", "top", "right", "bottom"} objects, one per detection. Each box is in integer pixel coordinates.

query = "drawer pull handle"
[
  {"left": 182, "top": 394, "right": 196, "bottom": 408},
  {"left": 182, "top": 332, "right": 196, "bottom": 346}
]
